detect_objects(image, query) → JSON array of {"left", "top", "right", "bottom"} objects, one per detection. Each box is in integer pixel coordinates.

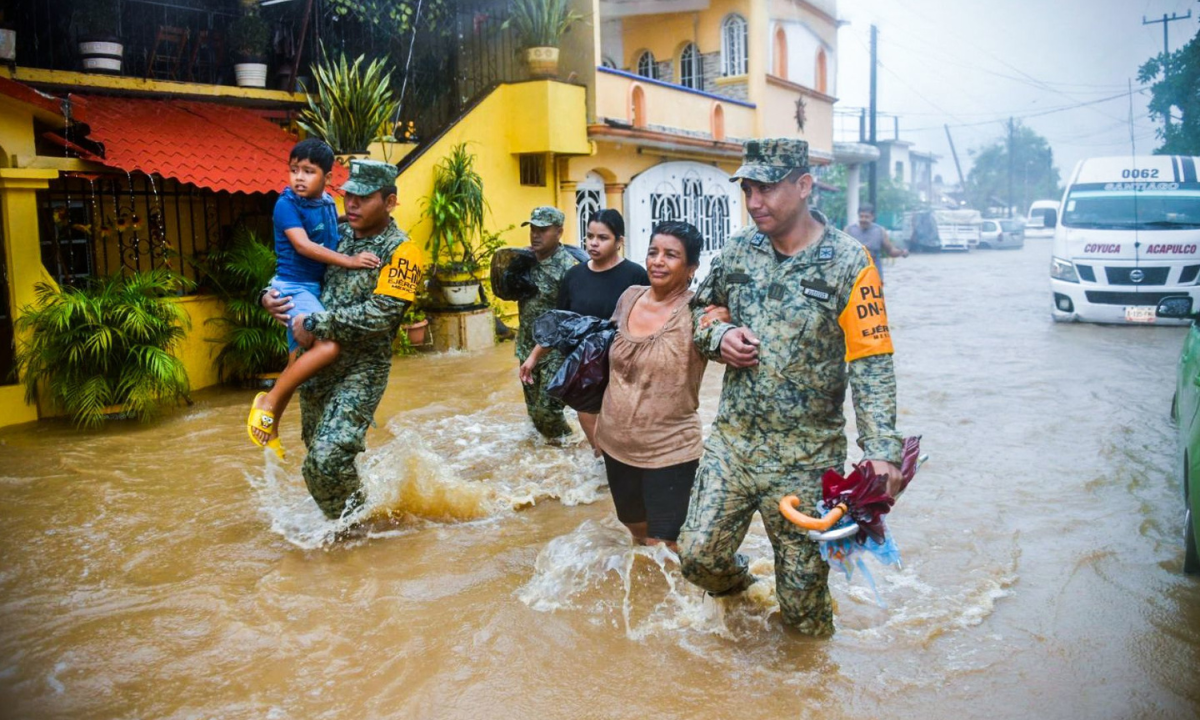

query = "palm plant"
[
  {"left": 422, "top": 143, "right": 488, "bottom": 276},
  {"left": 14, "top": 269, "right": 192, "bottom": 427},
  {"left": 192, "top": 226, "right": 288, "bottom": 384},
  {"left": 297, "top": 46, "right": 396, "bottom": 154},
  {"left": 503, "top": 0, "right": 586, "bottom": 48}
]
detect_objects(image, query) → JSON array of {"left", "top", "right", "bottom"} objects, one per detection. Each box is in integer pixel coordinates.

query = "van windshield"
[{"left": 1063, "top": 182, "right": 1200, "bottom": 229}]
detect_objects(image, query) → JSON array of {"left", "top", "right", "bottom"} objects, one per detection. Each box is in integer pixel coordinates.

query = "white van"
[
  {"left": 1049, "top": 155, "right": 1200, "bottom": 325},
  {"left": 1026, "top": 200, "right": 1060, "bottom": 238}
]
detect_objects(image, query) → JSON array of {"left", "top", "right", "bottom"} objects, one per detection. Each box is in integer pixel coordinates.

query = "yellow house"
[{"left": 0, "top": 0, "right": 836, "bottom": 428}]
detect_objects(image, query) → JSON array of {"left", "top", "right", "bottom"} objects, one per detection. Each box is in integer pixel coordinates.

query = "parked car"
[
  {"left": 1000, "top": 218, "right": 1026, "bottom": 244},
  {"left": 896, "top": 210, "right": 977, "bottom": 252},
  {"left": 1157, "top": 295, "right": 1200, "bottom": 573},
  {"left": 979, "top": 218, "right": 1025, "bottom": 249}
]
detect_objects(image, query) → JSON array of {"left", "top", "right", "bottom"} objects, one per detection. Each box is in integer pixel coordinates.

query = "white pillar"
[{"left": 846, "top": 163, "right": 861, "bottom": 228}]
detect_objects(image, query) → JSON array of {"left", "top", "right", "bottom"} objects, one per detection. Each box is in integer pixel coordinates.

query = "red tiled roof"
[{"left": 75, "top": 95, "right": 348, "bottom": 195}]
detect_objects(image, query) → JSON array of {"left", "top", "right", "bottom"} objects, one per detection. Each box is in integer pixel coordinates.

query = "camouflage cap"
[
  {"left": 341, "top": 159, "right": 399, "bottom": 196},
  {"left": 521, "top": 206, "right": 565, "bottom": 227},
  {"left": 729, "top": 138, "right": 810, "bottom": 183}
]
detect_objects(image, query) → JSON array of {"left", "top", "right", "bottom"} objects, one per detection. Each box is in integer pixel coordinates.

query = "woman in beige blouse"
[{"left": 594, "top": 221, "right": 714, "bottom": 550}]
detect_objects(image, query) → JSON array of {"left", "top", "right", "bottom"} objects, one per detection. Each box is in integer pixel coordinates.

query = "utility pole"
[
  {"left": 868, "top": 24, "right": 878, "bottom": 209},
  {"left": 1142, "top": 11, "right": 1192, "bottom": 133},
  {"left": 944, "top": 124, "right": 966, "bottom": 200},
  {"left": 1007, "top": 117, "right": 1015, "bottom": 218}
]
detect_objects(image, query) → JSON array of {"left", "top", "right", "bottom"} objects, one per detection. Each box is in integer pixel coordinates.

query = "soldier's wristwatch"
[{"left": 303, "top": 314, "right": 317, "bottom": 333}]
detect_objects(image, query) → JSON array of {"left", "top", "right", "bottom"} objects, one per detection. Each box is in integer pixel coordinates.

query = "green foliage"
[
  {"left": 326, "top": 0, "right": 447, "bottom": 36},
  {"left": 964, "top": 122, "right": 1060, "bottom": 215},
  {"left": 1138, "top": 29, "right": 1200, "bottom": 156},
  {"left": 228, "top": 9, "right": 270, "bottom": 60},
  {"left": 75, "top": 1, "right": 120, "bottom": 37},
  {"left": 14, "top": 270, "right": 192, "bottom": 428},
  {"left": 817, "top": 164, "right": 921, "bottom": 230},
  {"left": 503, "top": 0, "right": 587, "bottom": 48},
  {"left": 422, "top": 143, "right": 489, "bottom": 275},
  {"left": 298, "top": 46, "right": 396, "bottom": 154},
  {"left": 191, "top": 226, "right": 288, "bottom": 384}
]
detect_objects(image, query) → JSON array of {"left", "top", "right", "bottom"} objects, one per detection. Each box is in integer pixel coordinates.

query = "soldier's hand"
[
  {"left": 518, "top": 356, "right": 536, "bottom": 385},
  {"left": 867, "top": 460, "right": 904, "bottom": 498},
  {"left": 719, "top": 327, "right": 760, "bottom": 368},
  {"left": 262, "top": 288, "right": 293, "bottom": 326},
  {"left": 292, "top": 314, "right": 315, "bottom": 349}
]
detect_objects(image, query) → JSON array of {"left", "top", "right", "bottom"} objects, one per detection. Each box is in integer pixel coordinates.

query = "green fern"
[
  {"left": 13, "top": 269, "right": 193, "bottom": 427},
  {"left": 191, "top": 225, "right": 288, "bottom": 384}
]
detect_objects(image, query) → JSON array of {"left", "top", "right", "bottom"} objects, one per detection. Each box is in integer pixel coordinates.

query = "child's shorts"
[{"left": 270, "top": 277, "right": 325, "bottom": 353}]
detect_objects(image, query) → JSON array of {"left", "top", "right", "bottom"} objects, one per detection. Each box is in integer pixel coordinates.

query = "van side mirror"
[
  {"left": 1044, "top": 209, "right": 1058, "bottom": 229},
  {"left": 1157, "top": 295, "right": 1195, "bottom": 319}
]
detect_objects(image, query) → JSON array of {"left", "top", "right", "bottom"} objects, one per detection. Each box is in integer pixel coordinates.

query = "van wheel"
[{"left": 1185, "top": 508, "right": 1200, "bottom": 574}]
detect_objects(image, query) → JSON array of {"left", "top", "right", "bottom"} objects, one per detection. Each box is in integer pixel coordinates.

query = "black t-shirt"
[{"left": 557, "top": 259, "right": 650, "bottom": 319}]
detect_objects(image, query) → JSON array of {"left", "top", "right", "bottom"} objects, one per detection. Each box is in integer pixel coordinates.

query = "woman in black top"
[{"left": 519, "top": 209, "right": 648, "bottom": 452}]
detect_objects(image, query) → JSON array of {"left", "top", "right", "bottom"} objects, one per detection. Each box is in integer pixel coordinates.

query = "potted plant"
[
  {"left": 504, "top": 0, "right": 587, "bottom": 78},
  {"left": 76, "top": 1, "right": 123, "bottom": 74},
  {"left": 190, "top": 225, "right": 288, "bottom": 386},
  {"left": 0, "top": 10, "right": 16, "bottom": 63},
  {"left": 13, "top": 269, "right": 192, "bottom": 427},
  {"left": 422, "top": 143, "right": 488, "bottom": 306},
  {"left": 228, "top": 6, "right": 270, "bottom": 87},
  {"left": 297, "top": 46, "right": 396, "bottom": 164},
  {"left": 400, "top": 305, "right": 428, "bottom": 346}
]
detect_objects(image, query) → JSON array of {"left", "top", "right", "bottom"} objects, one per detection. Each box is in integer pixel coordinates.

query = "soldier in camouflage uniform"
[
  {"left": 515, "top": 206, "right": 579, "bottom": 441},
  {"left": 678, "top": 139, "right": 904, "bottom": 635},
  {"left": 264, "top": 160, "right": 422, "bottom": 519}
]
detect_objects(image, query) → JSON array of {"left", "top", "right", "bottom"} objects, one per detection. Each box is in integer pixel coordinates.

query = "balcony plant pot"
[
  {"left": 402, "top": 319, "right": 429, "bottom": 345},
  {"left": 79, "top": 36, "right": 124, "bottom": 74},
  {"left": 0, "top": 29, "right": 16, "bottom": 62},
  {"left": 524, "top": 46, "right": 559, "bottom": 78},
  {"left": 234, "top": 58, "right": 269, "bottom": 88}
]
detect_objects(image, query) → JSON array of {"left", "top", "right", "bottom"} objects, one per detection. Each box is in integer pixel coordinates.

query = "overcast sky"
[{"left": 834, "top": 0, "right": 1196, "bottom": 189}]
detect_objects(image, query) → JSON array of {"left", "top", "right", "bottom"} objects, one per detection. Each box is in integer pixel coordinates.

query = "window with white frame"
[
  {"left": 722, "top": 14, "right": 748, "bottom": 76},
  {"left": 679, "top": 43, "right": 700, "bottom": 90},
  {"left": 636, "top": 51, "right": 656, "bottom": 79}
]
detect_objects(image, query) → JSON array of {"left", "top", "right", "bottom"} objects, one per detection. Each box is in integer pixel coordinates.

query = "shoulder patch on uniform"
[
  {"left": 818, "top": 245, "right": 834, "bottom": 261},
  {"left": 751, "top": 234, "right": 765, "bottom": 247},
  {"left": 374, "top": 242, "right": 423, "bottom": 302},
  {"left": 838, "top": 264, "right": 893, "bottom": 361}
]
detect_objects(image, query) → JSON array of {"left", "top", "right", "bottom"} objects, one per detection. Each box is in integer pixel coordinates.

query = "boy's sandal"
[{"left": 247, "top": 392, "right": 285, "bottom": 459}]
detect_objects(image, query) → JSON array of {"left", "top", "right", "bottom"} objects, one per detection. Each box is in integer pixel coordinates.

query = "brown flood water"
[{"left": 2, "top": 240, "right": 1200, "bottom": 719}]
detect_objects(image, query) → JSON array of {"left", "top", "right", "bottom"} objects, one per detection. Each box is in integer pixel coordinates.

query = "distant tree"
[
  {"left": 1138, "top": 27, "right": 1200, "bottom": 155},
  {"left": 965, "top": 122, "right": 1060, "bottom": 215},
  {"left": 815, "top": 163, "right": 921, "bottom": 230}
]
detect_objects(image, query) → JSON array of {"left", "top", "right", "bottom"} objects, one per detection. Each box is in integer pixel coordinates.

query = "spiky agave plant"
[
  {"left": 14, "top": 269, "right": 192, "bottom": 427},
  {"left": 297, "top": 45, "right": 396, "bottom": 154},
  {"left": 193, "top": 225, "right": 288, "bottom": 384},
  {"left": 504, "top": 0, "right": 587, "bottom": 48}
]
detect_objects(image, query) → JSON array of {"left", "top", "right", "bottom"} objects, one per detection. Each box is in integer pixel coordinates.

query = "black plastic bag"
[
  {"left": 533, "top": 310, "right": 614, "bottom": 354},
  {"left": 547, "top": 327, "right": 615, "bottom": 413},
  {"left": 562, "top": 244, "right": 589, "bottom": 264},
  {"left": 490, "top": 247, "right": 538, "bottom": 301}
]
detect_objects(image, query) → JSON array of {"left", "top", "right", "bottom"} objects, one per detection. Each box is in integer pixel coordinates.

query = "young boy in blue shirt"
[{"left": 247, "top": 139, "right": 382, "bottom": 457}]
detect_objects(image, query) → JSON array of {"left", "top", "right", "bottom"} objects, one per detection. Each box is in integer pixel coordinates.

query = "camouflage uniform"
[
  {"left": 297, "top": 161, "right": 421, "bottom": 519},
  {"left": 515, "top": 207, "right": 579, "bottom": 440},
  {"left": 678, "top": 139, "right": 902, "bottom": 635}
]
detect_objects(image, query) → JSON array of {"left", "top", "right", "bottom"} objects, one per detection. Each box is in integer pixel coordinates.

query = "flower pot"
[
  {"left": 402, "top": 319, "right": 429, "bottom": 345},
  {"left": 0, "top": 29, "right": 16, "bottom": 62},
  {"left": 79, "top": 37, "right": 123, "bottom": 74},
  {"left": 234, "top": 61, "right": 268, "bottom": 88},
  {"left": 441, "top": 280, "right": 481, "bottom": 306},
  {"left": 524, "top": 46, "right": 560, "bottom": 78}
]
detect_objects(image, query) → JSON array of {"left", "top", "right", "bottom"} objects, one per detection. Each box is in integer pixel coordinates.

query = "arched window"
[
  {"left": 636, "top": 51, "right": 656, "bottom": 79},
  {"left": 815, "top": 48, "right": 828, "bottom": 94},
  {"left": 631, "top": 84, "right": 647, "bottom": 128},
  {"left": 773, "top": 27, "right": 788, "bottom": 79},
  {"left": 721, "top": 14, "right": 748, "bottom": 76},
  {"left": 679, "top": 43, "right": 700, "bottom": 90},
  {"left": 711, "top": 103, "right": 725, "bottom": 141}
]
